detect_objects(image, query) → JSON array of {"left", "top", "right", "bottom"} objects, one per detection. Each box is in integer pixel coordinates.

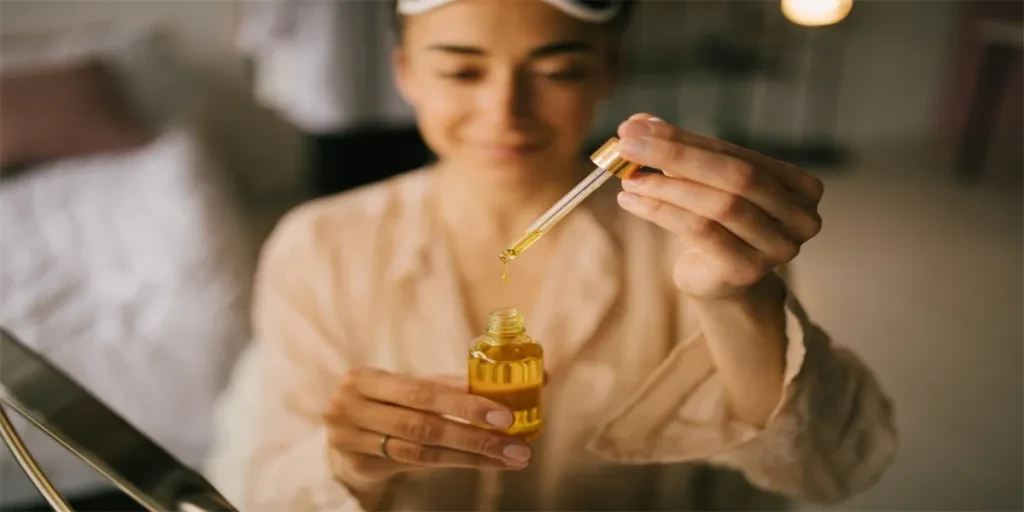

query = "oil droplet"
[{"left": 499, "top": 249, "right": 516, "bottom": 284}]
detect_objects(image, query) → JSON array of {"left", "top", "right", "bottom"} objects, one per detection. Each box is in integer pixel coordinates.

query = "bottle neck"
[{"left": 486, "top": 308, "right": 527, "bottom": 342}]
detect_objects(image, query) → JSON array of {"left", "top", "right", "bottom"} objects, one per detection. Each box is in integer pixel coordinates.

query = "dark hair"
[{"left": 390, "top": 0, "right": 636, "bottom": 42}]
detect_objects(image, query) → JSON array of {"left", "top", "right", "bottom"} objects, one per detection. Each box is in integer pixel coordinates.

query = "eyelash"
[
  {"left": 441, "top": 70, "right": 482, "bottom": 81},
  {"left": 439, "top": 68, "right": 587, "bottom": 82},
  {"left": 545, "top": 68, "right": 587, "bottom": 81}
]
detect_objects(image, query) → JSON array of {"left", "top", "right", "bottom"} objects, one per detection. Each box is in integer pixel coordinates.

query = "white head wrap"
[{"left": 396, "top": 0, "right": 623, "bottom": 23}]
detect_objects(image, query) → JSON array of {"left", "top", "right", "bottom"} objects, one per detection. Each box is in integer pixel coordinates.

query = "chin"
[
  {"left": 482, "top": 155, "right": 551, "bottom": 179},
  {"left": 472, "top": 161, "right": 539, "bottom": 185},
  {"left": 470, "top": 144, "right": 547, "bottom": 165},
  {"left": 456, "top": 145, "right": 545, "bottom": 175}
]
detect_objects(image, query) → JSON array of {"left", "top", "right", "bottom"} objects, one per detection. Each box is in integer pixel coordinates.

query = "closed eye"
[
  {"left": 542, "top": 68, "right": 588, "bottom": 81},
  {"left": 440, "top": 69, "right": 482, "bottom": 81}
]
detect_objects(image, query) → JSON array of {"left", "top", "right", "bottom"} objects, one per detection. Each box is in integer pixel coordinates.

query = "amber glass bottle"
[{"left": 468, "top": 308, "right": 543, "bottom": 441}]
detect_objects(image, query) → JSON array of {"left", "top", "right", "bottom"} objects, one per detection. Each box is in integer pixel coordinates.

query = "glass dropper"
[{"left": 499, "top": 137, "right": 641, "bottom": 265}]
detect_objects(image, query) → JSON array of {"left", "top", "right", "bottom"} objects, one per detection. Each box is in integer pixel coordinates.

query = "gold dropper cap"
[{"left": 590, "top": 136, "right": 642, "bottom": 179}]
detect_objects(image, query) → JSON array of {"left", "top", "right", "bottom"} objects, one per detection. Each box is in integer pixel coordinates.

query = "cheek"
[
  {"left": 410, "top": 80, "right": 474, "bottom": 155},
  {"left": 535, "top": 87, "right": 602, "bottom": 148}
]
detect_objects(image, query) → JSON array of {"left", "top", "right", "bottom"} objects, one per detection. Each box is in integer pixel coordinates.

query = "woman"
[{"left": 206, "top": 0, "right": 897, "bottom": 510}]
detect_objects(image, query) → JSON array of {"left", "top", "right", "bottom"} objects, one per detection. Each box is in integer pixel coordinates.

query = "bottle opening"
[{"left": 486, "top": 308, "right": 526, "bottom": 339}]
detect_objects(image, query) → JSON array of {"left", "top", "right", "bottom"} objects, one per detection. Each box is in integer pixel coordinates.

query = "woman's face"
[{"left": 394, "top": 0, "right": 620, "bottom": 178}]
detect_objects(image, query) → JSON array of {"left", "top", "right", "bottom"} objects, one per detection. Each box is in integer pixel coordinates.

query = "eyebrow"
[{"left": 427, "top": 41, "right": 594, "bottom": 57}]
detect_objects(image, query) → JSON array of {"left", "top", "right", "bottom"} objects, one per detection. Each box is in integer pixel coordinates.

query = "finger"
[
  {"left": 617, "top": 133, "right": 821, "bottom": 241},
  {"left": 618, "top": 117, "right": 824, "bottom": 202},
  {"left": 328, "top": 427, "right": 416, "bottom": 479},
  {"left": 618, "top": 117, "right": 824, "bottom": 209},
  {"left": 430, "top": 371, "right": 550, "bottom": 390},
  {"left": 617, "top": 190, "right": 757, "bottom": 270},
  {"left": 352, "top": 368, "right": 514, "bottom": 429},
  {"left": 345, "top": 396, "right": 532, "bottom": 465},
  {"left": 626, "top": 112, "right": 660, "bottom": 122},
  {"left": 328, "top": 424, "right": 524, "bottom": 470},
  {"left": 622, "top": 173, "right": 800, "bottom": 263},
  {"left": 429, "top": 375, "right": 468, "bottom": 391},
  {"left": 404, "top": 373, "right": 548, "bottom": 428}
]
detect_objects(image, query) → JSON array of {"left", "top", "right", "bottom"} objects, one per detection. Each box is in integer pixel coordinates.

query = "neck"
[{"left": 431, "top": 158, "right": 590, "bottom": 243}]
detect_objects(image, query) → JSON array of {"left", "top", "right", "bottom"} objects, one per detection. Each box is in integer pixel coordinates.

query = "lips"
[
  {"left": 479, "top": 145, "right": 544, "bottom": 159},
  {"left": 476, "top": 141, "right": 546, "bottom": 154}
]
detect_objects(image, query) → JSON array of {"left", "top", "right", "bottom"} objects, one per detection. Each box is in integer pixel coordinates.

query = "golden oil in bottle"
[{"left": 468, "top": 308, "right": 543, "bottom": 441}]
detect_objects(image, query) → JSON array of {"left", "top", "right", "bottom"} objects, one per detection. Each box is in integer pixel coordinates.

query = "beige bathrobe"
[{"left": 204, "top": 169, "right": 897, "bottom": 511}]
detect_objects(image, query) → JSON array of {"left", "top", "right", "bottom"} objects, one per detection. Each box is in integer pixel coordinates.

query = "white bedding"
[{"left": 0, "top": 128, "right": 255, "bottom": 505}]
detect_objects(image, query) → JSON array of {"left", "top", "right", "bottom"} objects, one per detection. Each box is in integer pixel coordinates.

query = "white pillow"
[
  {"left": 1, "top": 21, "right": 198, "bottom": 132},
  {"left": 0, "top": 127, "right": 254, "bottom": 505}
]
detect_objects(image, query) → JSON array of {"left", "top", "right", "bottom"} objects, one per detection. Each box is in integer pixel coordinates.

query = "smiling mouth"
[{"left": 478, "top": 142, "right": 546, "bottom": 155}]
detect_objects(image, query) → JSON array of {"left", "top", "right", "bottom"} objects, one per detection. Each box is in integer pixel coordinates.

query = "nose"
[{"left": 479, "top": 68, "right": 533, "bottom": 128}]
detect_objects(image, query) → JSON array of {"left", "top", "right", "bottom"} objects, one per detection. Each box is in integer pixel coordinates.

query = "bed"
[{"left": 0, "top": 22, "right": 254, "bottom": 507}]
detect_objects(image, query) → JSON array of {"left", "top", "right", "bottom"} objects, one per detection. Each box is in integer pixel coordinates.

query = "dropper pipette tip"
[{"left": 497, "top": 137, "right": 640, "bottom": 263}]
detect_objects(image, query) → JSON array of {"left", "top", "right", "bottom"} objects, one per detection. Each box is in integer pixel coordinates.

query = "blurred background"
[{"left": 0, "top": 1, "right": 1020, "bottom": 511}]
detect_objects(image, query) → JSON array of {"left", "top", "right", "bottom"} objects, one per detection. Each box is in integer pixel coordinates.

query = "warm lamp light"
[{"left": 781, "top": 0, "right": 853, "bottom": 27}]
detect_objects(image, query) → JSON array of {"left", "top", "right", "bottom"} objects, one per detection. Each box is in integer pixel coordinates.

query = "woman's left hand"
[{"left": 615, "top": 114, "right": 824, "bottom": 300}]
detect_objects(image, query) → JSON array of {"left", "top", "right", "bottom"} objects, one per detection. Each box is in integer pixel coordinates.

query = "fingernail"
[
  {"left": 648, "top": 117, "right": 664, "bottom": 123},
  {"left": 503, "top": 444, "right": 531, "bottom": 462},
  {"left": 620, "top": 175, "right": 643, "bottom": 191},
  {"left": 617, "top": 191, "right": 640, "bottom": 208},
  {"left": 621, "top": 120, "right": 654, "bottom": 138},
  {"left": 619, "top": 137, "right": 649, "bottom": 157},
  {"left": 486, "top": 410, "right": 513, "bottom": 428}
]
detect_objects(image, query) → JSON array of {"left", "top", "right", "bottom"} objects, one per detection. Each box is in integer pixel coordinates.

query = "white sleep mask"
[{"left": 396, "top": 0, "right": 624, "bottom": 24}]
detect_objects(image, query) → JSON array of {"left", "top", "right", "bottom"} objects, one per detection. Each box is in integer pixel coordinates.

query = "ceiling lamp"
[{"left": 781, "top": 0, "right": 853, "bottom": 27}]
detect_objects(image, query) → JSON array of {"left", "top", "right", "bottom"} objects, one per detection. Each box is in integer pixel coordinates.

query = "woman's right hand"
[{"left": 323, "top": 367, "right": 533, "bottom": 489}]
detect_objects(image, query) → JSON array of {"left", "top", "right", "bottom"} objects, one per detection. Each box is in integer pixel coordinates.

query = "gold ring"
[{"left": 380, "top": 434, "right": 393, "bottom": 460}]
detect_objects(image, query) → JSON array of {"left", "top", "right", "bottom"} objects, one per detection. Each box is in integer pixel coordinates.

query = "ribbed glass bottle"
[{"left": 468, "top": 308, "right": 543, "bottom": 441}]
